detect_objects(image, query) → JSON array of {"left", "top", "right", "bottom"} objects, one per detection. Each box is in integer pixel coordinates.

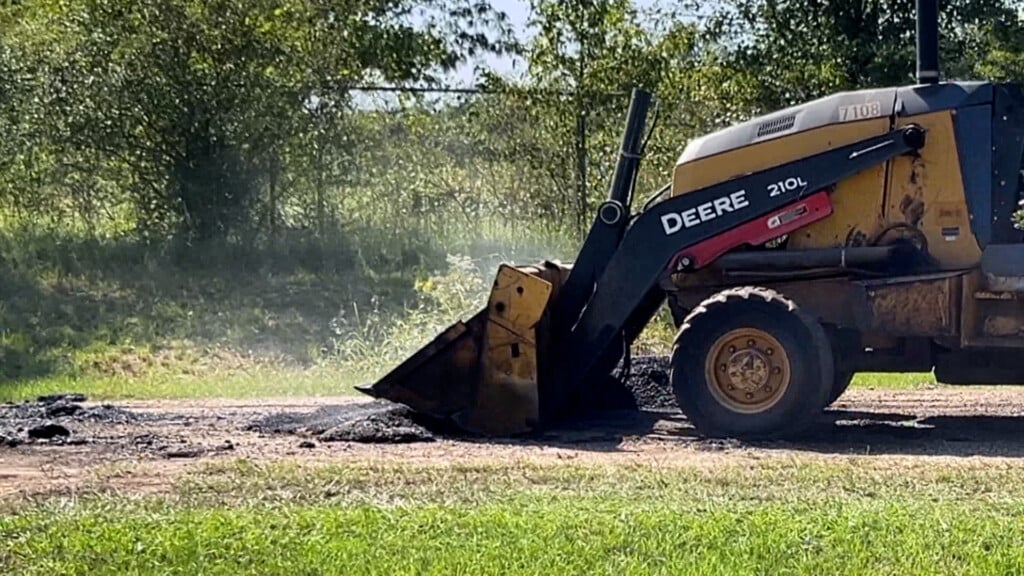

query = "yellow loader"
[{"left": 359, "top": 0, "right": 1024, "bottom": 439}]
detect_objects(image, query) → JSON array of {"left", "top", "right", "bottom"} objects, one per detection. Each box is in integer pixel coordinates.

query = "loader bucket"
[{"left": 356, "top": 261, "right": 571, "bottom": 436}]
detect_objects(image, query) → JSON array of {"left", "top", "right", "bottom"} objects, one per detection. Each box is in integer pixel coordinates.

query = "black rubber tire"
[
  {"left": 671, "top": 286, "right": 834, "bottom": 439},
  {"left": 826, "top": 370, "right": 855, "bottom": 406}
]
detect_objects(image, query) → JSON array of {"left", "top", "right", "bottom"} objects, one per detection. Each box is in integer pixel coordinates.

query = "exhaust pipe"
[{"left": 916, "top": 0, "right": 939, "bottom": 84}]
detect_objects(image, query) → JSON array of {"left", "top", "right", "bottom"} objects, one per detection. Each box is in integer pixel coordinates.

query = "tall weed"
[{"left": 327, "top": 255, "right": 490, "bottom": 378}]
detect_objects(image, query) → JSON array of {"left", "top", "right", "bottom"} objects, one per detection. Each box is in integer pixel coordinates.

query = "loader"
[{"left": 358, "top": 0, "right": 1024, "bottom": 439}]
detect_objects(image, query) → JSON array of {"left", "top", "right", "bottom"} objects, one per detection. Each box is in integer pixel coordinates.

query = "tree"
[
  {"left": 710, "top": 0, "right": 1024, "bottom": 113},
  {"left": 472, "top": 0, "right": 706, "bottom": 235},
  {"left": 0, "top": 0, "right": 510, "bottom": 240}
]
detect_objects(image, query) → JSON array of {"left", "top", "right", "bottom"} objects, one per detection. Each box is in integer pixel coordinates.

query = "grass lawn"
[
  {"left": 0, "top": 228, "right": 959, "bottom": 404},
  {"left": 0, "top": 365, "right": 366, "bottom": 402},
  {"left": 851, "top": 371, "right": 939, "bottom": 389},
  {"left": 0, "top": 368, "right": 944, "bottom": 403},
  {"left": 3, "top": 460, "right": 1024, "bottom": 575}
]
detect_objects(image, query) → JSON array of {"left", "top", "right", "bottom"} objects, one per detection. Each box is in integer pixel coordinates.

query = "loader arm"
[{"left": 360, "top": 89, "right": 927, "bottom": 436}]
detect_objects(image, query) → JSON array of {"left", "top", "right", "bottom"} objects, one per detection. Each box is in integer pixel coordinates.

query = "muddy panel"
[
  {"left": 861, "top": 273, "right": 961, "bottom": 336},
  {"left": 982, "top": 315, "right": 1024, "bottom": 337},
  {"left": 890, "top": 110, "right": 982, "bottom": 269},
  {"left": 670, "top": 277, "right": 871, "bottom": 330}
]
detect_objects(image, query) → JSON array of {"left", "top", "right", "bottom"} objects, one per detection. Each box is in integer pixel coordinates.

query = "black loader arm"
[
  {"left": 552, "top": 91, "right": 653, "bottom": 337},
  {"left": 554, "top": 112, "right": 926, "bottom": 409}
]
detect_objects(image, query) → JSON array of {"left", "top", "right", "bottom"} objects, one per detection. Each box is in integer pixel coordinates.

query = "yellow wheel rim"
[{"left": 705, "top": 328, "right": 791, "bottom": 414}]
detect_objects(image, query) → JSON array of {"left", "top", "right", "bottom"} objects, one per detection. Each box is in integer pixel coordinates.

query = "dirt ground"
[{"left": 6, "top": 387, "right": 1024, "bottom": 498}]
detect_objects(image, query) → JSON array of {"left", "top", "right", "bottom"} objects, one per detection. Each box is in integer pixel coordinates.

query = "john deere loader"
[{"left": 359, "top": 0, "right": 1024, "bottom": 439}]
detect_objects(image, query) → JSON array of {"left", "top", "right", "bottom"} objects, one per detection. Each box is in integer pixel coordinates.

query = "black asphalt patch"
[
  {"left": 0, "top": 395, "right": 169, "bottom": 447},
  {"left": 27, "top": 423, "right": 71, "bottom": 439},
  {"left": 615, "top": 355, "right": 676, "bottom": 411},
  {"left": 247, "top": 400, "right": 436, "bottom": 443},
  {"left": 1, "top": 357, "right": 673, "bottom": 448}
]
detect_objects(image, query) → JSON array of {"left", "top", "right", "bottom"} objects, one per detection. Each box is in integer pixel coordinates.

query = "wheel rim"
[{"left": 705, "top": 328, "right": 791, "bottom": 414}]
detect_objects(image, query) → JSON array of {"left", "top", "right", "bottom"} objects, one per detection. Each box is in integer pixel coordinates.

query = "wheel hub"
[
  {"left": 726, "top": 349, "right": 770, "bottom": 391},
  {"left": 706, "top": 328, "right": 791, "bottom": 414}
]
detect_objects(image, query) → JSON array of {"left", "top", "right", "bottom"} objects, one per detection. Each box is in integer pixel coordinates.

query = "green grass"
[
  {"left": 6, "top": 499, "right": 1024, "bottom": 575},
  {"left": 851, "top": 371, "right": 939, "bottom": 390},
  {"left": 0, "top": 366, "right": 365, "bottom": 402},
  {"left": 167, "top": 459, "right": 1024, "bottom": 507},
  {"left": 5, "top": 460, "right": 1024, "bottom": 575},
  {"left": 0, "top": 364, "right": 942, "bottom": 403},
  {"left": 0, "top": 226, "right": 580, "bottom": 401},
  {"left": 0, "top": 225, "right": 957, "bottom": 404},
  {"left": 0, "top": 343, "right": 942, "bottom": 404}
]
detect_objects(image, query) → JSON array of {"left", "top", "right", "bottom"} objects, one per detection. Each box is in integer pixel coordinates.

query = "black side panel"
[
  {"left": 896, "top": 82, "right": 992, "bottom": 116},
  {"left": 953, "top": 104, "right": 993, "bottom": 247},
  {"left": 561, "top": 126, "right": 926, "bottom": 396},
  {"left": 980, "top": 244, "right": 1024, "bottom": 276},
  {"left": 991, "top": 84, "right": 1024, "bottom": 243}
]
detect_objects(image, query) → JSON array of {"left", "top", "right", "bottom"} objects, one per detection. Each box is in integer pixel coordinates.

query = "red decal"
[{"left": 668, "top": 191, "right": 833, "bottom": 271}]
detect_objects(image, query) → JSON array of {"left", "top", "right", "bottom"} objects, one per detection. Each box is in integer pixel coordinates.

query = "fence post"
[{"left": 575, "top": 106, "right": 588, "bottom": 238}]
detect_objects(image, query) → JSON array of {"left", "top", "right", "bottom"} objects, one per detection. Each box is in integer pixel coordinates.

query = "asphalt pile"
[
  {"left": 250, "top": 355, "right": 676, "bottom": 445},
  {"left": 0, "top": 393, "right": 149, "bottom": 447},
  {"left": 246, "top": 400, "right": 437, "bottom": 444},
  {"left": 607, "top": 355, "right": 677, "bottom": 411},
  {"left": 1, "top": 356, "right": 677, "bottom": 449}
]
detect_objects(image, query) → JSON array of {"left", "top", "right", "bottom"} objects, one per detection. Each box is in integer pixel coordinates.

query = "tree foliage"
[
  {"left": 0, "top": 0, "right": 509, "bottom": 239},
  {"left": 710, "top": 0, "right": 1024, "bottom": 113},
  {"left": 469, "top": 0, "right": 709, "bottom": 234},
  {"left": 3, "top": 0, "right": 1024, "bottom": 245}
]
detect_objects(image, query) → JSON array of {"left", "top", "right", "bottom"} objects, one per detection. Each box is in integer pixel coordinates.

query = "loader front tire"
[{"left": 671, "top": 287, "right": 833, "bottom": 439}]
